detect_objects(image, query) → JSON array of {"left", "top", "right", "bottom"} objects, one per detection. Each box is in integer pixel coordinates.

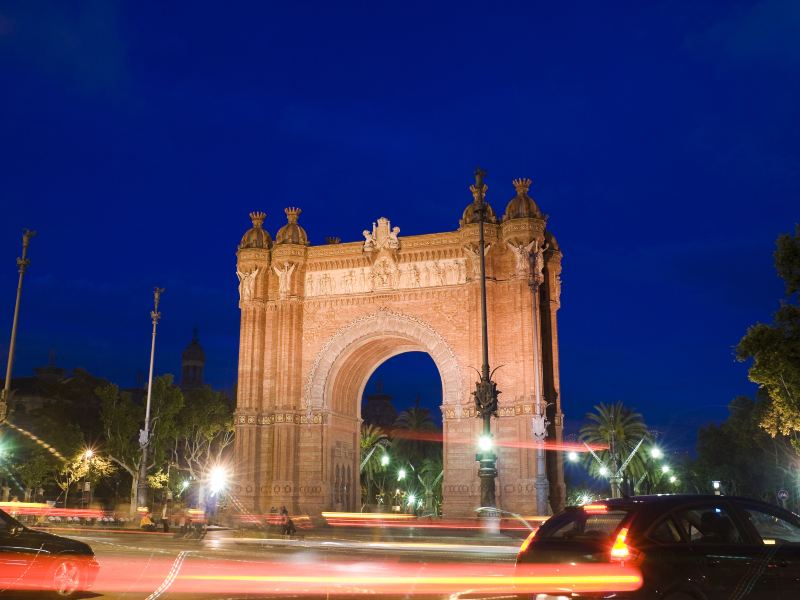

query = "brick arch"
[{"left": 304, "top": 308, "right": 462, "bottom": 415}]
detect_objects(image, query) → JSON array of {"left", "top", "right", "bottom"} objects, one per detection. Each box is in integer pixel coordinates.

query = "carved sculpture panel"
[
  {"left": 304, "top": 258, "right": 468, "bottom": 297},
  {"left": 236, "top": 267, "right": 260, "bottom": 306}
]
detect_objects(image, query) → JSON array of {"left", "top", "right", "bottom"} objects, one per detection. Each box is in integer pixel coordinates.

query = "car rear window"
[{"left": 539, "top": 509, "right": 630, "bottom": 541}]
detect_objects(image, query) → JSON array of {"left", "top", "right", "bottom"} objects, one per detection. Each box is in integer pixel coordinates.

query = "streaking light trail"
[{"left": 0, "top": 554, "right": 643, "bottom": 596}]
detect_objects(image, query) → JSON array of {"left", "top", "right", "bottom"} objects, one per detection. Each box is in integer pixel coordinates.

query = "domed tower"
[
  {"left": 503, "top": 178, "right": 543, "bottom": 221},
  {"left": 181, "top": 328, "right": 205, "bottom": 389},
  {"left": 239, "top": 211, "right": 272, "bottom": 250},
  {"left": 275, "top": 207, "right": 308, "bottom": 246}
]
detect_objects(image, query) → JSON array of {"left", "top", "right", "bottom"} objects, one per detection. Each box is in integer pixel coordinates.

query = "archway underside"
[{"left": 327, "top": 335, "right": 439, "bottom": 418}]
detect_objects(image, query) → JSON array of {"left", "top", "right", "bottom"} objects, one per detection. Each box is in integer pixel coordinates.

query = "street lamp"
[
  {"left": 209, "top": 465, "right": 229, "bottom": 496},
  {"left": 599, "top": 466, "right": 610, "bottom": 477},
  {"left": 470, "top": 167, "right": 500, "bottom": 511},
  {"left": 650, "top": 447, "right": 663, "bottom": 459},
  {"left": 136, "top": 287, "right": 164, "bottom": 511},
  {"left": 661, "top": 465, "right": 670, "bottom": 474},
  {"left": 567, "top": 451, "right": 579, "bottom": 462},
  {"left": 712, "top": 480, "right": 721, "bottom": 495},
  {"left": 478, "top": 435, "right": 493, "bottom": 453},
  {"left": 82, "top": 449, "right": 95, "bottom": 509},
  {"left": 1, "top": 229, "right": 36, "bottom": 422},
  {"left": 397, "top": 468, "right": 406, "bottom": 481}
]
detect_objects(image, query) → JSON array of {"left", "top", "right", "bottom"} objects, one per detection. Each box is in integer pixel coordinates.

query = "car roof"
[{"left": 566, "top": 494, "right": 791, "bottom": 513}]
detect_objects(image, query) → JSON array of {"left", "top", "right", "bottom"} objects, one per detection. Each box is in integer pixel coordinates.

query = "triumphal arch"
[{"left": 232, "top": 175, "right": 565, "bottom": 517}]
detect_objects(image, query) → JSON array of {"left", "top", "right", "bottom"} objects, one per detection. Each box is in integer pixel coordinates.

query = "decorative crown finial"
[
  {"left": 284, "top": 207, "right": 302, "bottom": 223},
  {"left": 325, "top": 236, "right": 341, "bottom": 244},
  {"left": 512, "top": 178, "right": 532, "bottom": 195},
  {"left": 249, "top": 211, "right": 266, "bottom": 228}
]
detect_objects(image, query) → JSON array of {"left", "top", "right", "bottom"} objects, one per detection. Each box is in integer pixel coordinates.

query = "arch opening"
[
  {"left": 360, "top": 352, "right": 443, "bottom": 513},
  {"left": 306, "top": 311, "right": 459, "bottom": 513}
]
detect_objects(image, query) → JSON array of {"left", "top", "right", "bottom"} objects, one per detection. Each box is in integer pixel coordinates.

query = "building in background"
[
  {"left": 180, "top": 329, "right": 205, "bottom": 390},
  {"left": 361, "top": 380, "right": 397, "bottom": 429}
]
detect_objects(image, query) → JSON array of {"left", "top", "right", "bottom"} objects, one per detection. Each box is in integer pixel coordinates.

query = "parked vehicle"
[
  {"left": 0, "top": 507, "right": 99, "bottom": 597},
  {"left": 516, "top": 494, "right": 800, "bottom": 599}
]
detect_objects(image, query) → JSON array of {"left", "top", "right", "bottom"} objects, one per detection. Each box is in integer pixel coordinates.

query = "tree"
[
  {"left": 687, "top": 395, "right": 795, "bottom": 501},
  {"left": 392, "top": 405, "right": 439, "bottom": 469},
  {"left": 360, "top": 424, "right": 389, "bottom": 507},
  {"left": 416, "top": 456, "right": 443, "bottom": 515},
  {"left": 14, "top": 449, "right": 57, "bottom": 498},
  {"left": 579, "top": 401, "right": 650, "bottom": 492},
  {"left": 737, "top": 225, "right": 800, "bottom": 443},
  {"left": 55, "top": 451, "right": 115, "bottom": 508},
  {"left": 98, "top": 375, "right": 184, "bottom": 513},
  {"left": 170, "top": 386, "right": 233, "bottom": 505}
]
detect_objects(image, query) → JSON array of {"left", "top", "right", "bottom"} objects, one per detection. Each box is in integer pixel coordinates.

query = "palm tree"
[
  {"left": 579, "top": 401, "right": 649, "bottom": 495},
  {"left": 417, "top": 456, "right": 443, "bottom": 515},
  {"left": 392, "top": 403, "right": 439, "bottom": 469},
  {"left": 360, "top": 424, "right": 389, "bottom": 507}
]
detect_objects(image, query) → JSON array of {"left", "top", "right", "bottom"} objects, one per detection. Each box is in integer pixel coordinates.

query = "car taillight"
[
  {"left": 610, "top": 527, "right": 631, "bottom": 560},
  {"left": 516, "top": 528, "right": 537, "bottom": 561},
  {"left": 609, "top": 526, "right": 644, "bottom": 565}
]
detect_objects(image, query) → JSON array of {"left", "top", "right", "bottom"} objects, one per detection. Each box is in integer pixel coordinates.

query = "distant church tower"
[
  {"left": 361, "top": 380, "right": 398, "bottom": 429},
  {"left": 181, "top": 328, "right": 205, "bottom": 389}
]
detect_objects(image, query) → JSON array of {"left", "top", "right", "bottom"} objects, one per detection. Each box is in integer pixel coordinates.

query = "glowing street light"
[
  {"left": 599, "top": 466, "right": 609, "bottom": 477},
  {"left": 470, "top": 168, "right": 500, "bottom": 511},
  {"left": 661, "top": 465, "right": 670, "bottom": 474},
  {"left": 397, "top": 468, "right": 406, "bottom": 481},
  {"left": 380, "top": 454, "right": 389, "bottom": 467},
  {"left": 83, "top": 449, "right": 94, "bottom": 460},
  {"left": 712, "top": 480, "right": 721, "bottom": 495},
  {"left": 209, "top": 465, "right": 229, "bottom": 496},
  {"left": 407, "top": 494, "right": 416, "bottom": 506},
  {"left": 567, "top": 451, "right": 579, "bottom": 462},
  {"left": 650, "top": 447, "right": 663, "bottom": 459},
  {"left": 478, "top": 435, "right": 493, "bottom": 453},
  {"left": 669, "top": 475, "right": 677, "bottom": 484}
]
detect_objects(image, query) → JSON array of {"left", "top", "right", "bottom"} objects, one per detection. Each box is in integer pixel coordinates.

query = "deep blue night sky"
[{"left": 1, "top": 1, "right": 797, "bottom": 451}]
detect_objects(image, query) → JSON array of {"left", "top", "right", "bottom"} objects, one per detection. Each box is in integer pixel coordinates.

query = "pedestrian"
[
  {"left": 140, "top": 511, "right": 155, "bottom": 532},
  {"left": 280, "top": 505, "right": 296, "bottom": 536},
  {"left": 161, "top": 503, "right": 170, "bottom": 533}
]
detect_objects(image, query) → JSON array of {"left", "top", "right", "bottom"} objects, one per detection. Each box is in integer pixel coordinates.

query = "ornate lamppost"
[
  {"left": 471, "top": 167, "right": 500, "bottom": 510},
  {"left": 136, "top": 287, "right": 164, "bottom": 510},
  {"left": 1, "top": 229, "right": 36, "bottom": 423},
  {"left": 528, "top": 240, "right": 550, "bottom": 515}
]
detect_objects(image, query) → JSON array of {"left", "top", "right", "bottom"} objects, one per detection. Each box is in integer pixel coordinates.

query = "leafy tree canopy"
[{"left": 737, "top": 225, "right": 800, "bottom": 441}]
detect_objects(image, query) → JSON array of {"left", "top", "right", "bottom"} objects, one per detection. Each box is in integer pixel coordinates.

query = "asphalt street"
[{"left": 59, "top": 528, "right": 523, "bottom": 600}]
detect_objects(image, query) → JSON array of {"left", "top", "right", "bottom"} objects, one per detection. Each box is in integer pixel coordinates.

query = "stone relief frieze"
[{"left": 304, "top": 258, "right": 468, "bottom": 297}]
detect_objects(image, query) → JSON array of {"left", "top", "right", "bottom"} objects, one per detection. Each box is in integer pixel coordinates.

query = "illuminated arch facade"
[{"left": 233, "top": 178, "right": 565, "bottom": 517}]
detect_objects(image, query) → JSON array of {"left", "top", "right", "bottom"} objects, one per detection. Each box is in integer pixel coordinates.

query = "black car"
[
  {"left": 516, "top": 494, "right": 800, "bottom": 599},
  {"left": 0, "top": 508, "right": 99, "bottom": 597}
]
